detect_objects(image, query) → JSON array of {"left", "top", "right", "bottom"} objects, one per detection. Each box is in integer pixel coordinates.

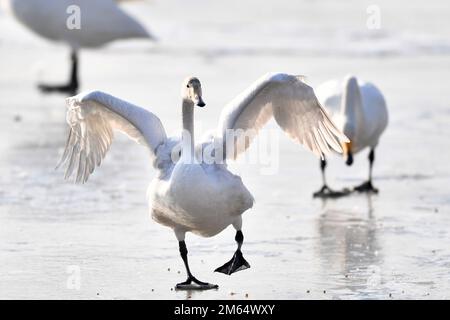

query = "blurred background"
[{"left": 0, "top": 0, "right": 449, "bottom": 299}]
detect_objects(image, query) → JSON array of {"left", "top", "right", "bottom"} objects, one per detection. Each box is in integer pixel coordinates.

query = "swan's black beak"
[
  {"left": 343, "top": 141, "right": 353, "bottom": 166},
  {"left": 196, "top": 97, "right": 206, "bottom": 107},
  {"left": 345, "top": 152, "right": 353, "bottom": 166}
]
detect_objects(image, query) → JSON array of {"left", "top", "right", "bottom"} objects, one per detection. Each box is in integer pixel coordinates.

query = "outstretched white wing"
[
  {"left": 216, "top": 73, "right": 348, "bottom": 160},
  {"left": 58, "top": 91, "right": 166, "bottom": 183}
]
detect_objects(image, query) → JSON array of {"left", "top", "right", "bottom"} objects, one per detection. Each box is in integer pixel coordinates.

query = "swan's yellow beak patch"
[{"left": 342, "top": 141, "right": 353, "bottom": 156}]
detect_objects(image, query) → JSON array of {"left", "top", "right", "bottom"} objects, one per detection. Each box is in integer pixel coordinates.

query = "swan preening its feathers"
[
  {"left": 1, "top": 0, "right": 153, "bottom": 94},
  {"left": 313, "top": 75, "right": 388, "bottom": 197},
  {"left": 316, "top": 76, "right": 388, "bottom": 156},
  {"left": 58, "top": 72, "right": 348, "bottom": 289}
]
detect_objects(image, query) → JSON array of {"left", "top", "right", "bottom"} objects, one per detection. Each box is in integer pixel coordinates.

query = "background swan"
[
  {"left": 0, "top": 0, "right": 153, "bottom": 94},
  {"left": 57, "top": 72, "right": 348, "bottom": 289},
  {"left": 313, "top": 75, "right": 388, "bottom": 198}
]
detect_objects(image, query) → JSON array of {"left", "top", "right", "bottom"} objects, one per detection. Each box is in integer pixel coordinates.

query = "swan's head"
[{"left": 182, "top": 77, "right": 205, "bottom": 107}]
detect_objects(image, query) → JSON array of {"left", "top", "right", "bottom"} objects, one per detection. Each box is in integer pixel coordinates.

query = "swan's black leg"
[
  {"left": 313, "top": 158, "right": 330, "bottom": 197},
  {"left": 215, "top": 230, "right": 250, "bottom": 275},
  {"left": 313, "top": 157, "right": 350, "bottom": 198},
  {"left": 38, "top": 50, "right": 79, "bottom": 95},
  {"left": 175, "top": 241, "right": 218, "bottom": 290},
  {"left": 354, "top": 148, "right": 378, "bottom": 193}
]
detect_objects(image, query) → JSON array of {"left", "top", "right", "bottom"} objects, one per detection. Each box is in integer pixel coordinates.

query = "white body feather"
[
  {"left": 1, "top": 0, "right": 151, "bottom": 48},
  {"left": 315, "top": 76, "right": 388, "bottom": 153},
  {"left": 149, "top": 161, "right": 253, "bottom": 238}
]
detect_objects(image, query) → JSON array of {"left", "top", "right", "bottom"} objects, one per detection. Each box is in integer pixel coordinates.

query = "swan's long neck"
[
  {"left": 341, "top": 77, "right": 364, "bottom": 139},
  {"left": 182, "top": 99, "right": 195, "bottom": 161}
]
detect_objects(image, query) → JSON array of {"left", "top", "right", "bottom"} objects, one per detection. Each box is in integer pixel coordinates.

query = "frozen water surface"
[{"left": 0, "top": 0, "right": 450, "bottom": 299}]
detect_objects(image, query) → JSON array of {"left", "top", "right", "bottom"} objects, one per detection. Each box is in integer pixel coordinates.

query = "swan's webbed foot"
[
  {"left": 215, "top": 249, "right": 250, "bottom": 275},
  {"left": 353, "top": 181, "right": 378, "bottom": 193},
  {"left": 38, "top": 82, "right": 78, "bottom": 95},
  {"left": 313, "top": 185, "right": 351, "bottom": 199},
  {"left": 176, "top": 240, "right": 218, "bottom": 290},
  {"left": 175, "top": 276, "right": 218, "bottom": 290}
]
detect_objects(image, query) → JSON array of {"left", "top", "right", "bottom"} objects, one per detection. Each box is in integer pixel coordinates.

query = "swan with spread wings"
[{"left": 58, "top": 73, "right": 348, "bottom": 290}]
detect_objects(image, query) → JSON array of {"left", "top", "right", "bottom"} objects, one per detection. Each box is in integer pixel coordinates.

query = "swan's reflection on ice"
[{"left": 316, "top": 195, "right": 384, "bottom": 297}]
